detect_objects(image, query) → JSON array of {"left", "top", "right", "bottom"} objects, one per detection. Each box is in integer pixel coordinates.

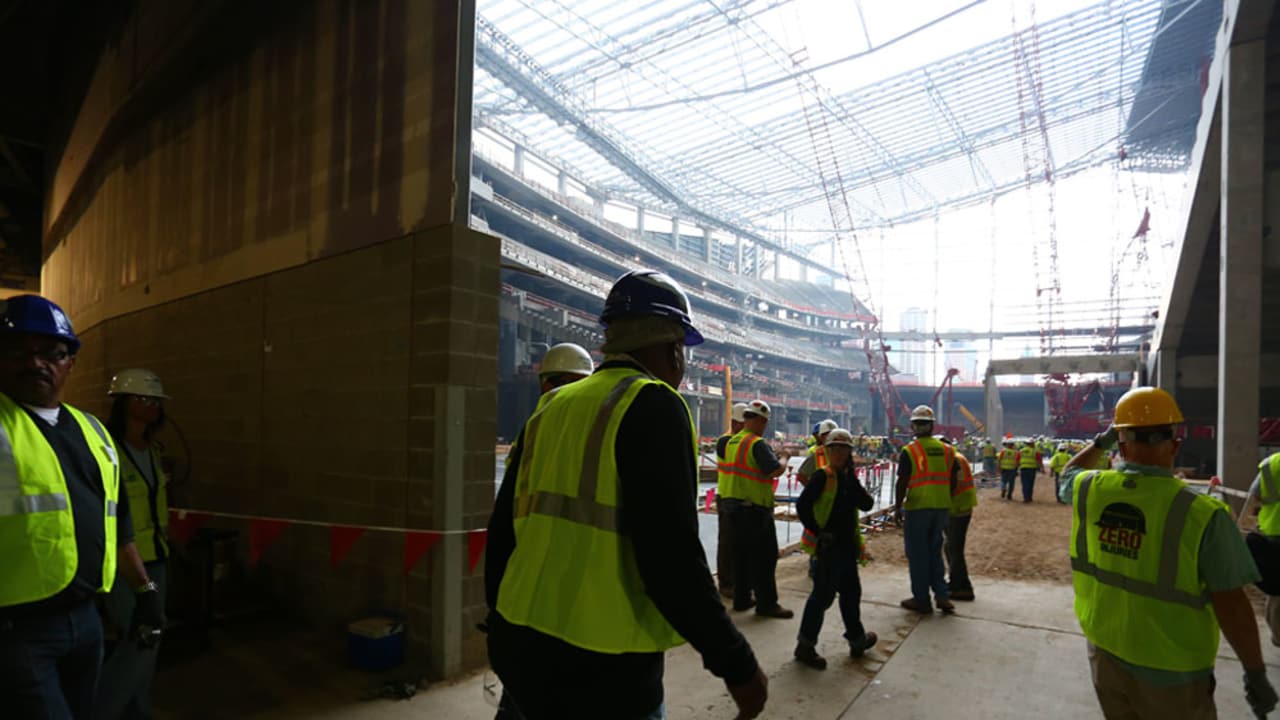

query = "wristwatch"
[{"left": 136, "top": 580, "right": 158, "bottom": 594}]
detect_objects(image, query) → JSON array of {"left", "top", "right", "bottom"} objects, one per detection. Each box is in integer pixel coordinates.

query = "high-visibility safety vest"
[
  {"left": 0, "top": 394, "right": 121, "bottom": 607},
  {"left": 497, "top": 367, "right": 690, "bottom": 653},
  {"left": 1019, "top": 448, "right": 1039, "bottom": 469},
  {"left": 807, "top": 444, "right": 828, "bottom": 473},
  {"left": 1069, "top": 469, "right": 1223, "bottom": 672},
  {"left": 999, "top": 448, "right": 1017, "bottom": 470},
  {"left": 1050, "top": 451, "right": 1071, "bottom": 475},
  {"left": 1257, "top": 453, "right": 1280, "bottom": 537},
  {"left": 950, "top": 455, "right": 978, "bottom": 515},
  {"left": 799, "top": 466, "right": 863, "bottom": 557},
  {"left": 983, "top": 444, "right": 997, "bottom": 458},
  {"left": 121, "top": 444, "right": 168, "bottom": 563},
  {"left": 719, "top": 430, "right": 775, "bottom": 508},
  {"left": 903, "top": 437, "right": 954, "bottom": 511}
]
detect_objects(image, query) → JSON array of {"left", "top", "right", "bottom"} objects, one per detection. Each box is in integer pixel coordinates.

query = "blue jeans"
[
  {"left": 1020, "top": 468, "right": 1037, "bottom": 501},
  {"left": 1000, "top": 469, "right": 1017, "bottom": 496},
  {"left": 0, "top": 599, "right": 104, "bottom": 720},
  {"left": 903, "top": 509, "right": 949, "bottom": 605},
  {"left": 798, "top": 549, "right": 866, "bottom": 649},
  {"left": 98, "top": 560, "right": 166, "bottom": 719}
]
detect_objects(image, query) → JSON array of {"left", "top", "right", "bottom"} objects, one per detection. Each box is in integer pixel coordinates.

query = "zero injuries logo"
[{"left": 1095, "top": 503, "right": 1146, "bottom": 560}]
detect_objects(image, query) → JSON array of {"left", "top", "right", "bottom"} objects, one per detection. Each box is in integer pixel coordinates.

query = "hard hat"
[
  {"left": 909, "top": 405, "right": 936, "bottom": 423},
  {"left": 744, "top": 399, "right": 771, "bottom": 420},
  {"left": 825, "top": 428, "right": 855, "bottom": 448},
  {"left": 0, "top": 295, "right": 80, "bottom": 354},
  {"left": 538, "top": 343, "right": 593, "bottom": 379},
  {"left": 1057, "top": 444, "right": 1068, "bottom": 451},
  {"left": 599, "top": 269, "right": 703, "bottom": 346},
  {"left": 109, "top": 368, "right": 169, "bottom": 398},
  {"left": 817, "top": 419, "right": 838, "bottom": 435},
  {"left": 730, "top": 402, "right": 749, "bottom": 422},
  {"left": 1113, "top": 386, "right": 1184, "bottom": 428}
]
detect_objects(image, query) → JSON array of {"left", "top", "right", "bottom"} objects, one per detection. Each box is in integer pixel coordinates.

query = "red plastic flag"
[
  {"left": 329, "top": 525, "right": 367, "bottom": 568},
  {"left": 403, "top": 531, "right": 442, "bottom": 575},
  {"left": 468, "top": 529, "right": 489, "bottom": 575},
  {"left": 167, "top": 510, "right": 209, "bottom": 545},
  {"left": 248, "top": 518, "right": 290, "bottom": 567}
]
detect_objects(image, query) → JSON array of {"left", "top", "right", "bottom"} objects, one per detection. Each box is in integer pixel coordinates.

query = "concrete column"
[
  {"left": 672, "top": 217, "right": 681, "bottom": 250},
  {"left": 512, "top": 144, "right": 526, "bottom": 178},
  {"left": 637, "top": 206, "right": 646, "bottom": 235},
  {"left": 1218, "top": 36, "right": 1266, "bottom": 497},
  {"left": 773, "top": 251, "right": 781, "bottom": 281},
  {"left": 1156, "top": 349, "right": 1177, "bottom": 395},
  {"left": 800, "top": 262, "right": 808, "bottom": 283},
  {"left": 754, "top": 244, "right": 763, "bottom": 279},
  {"left": 703, "top": 226, "right": 713, "bottom": 263},
  {"left": 592, "top": 193, "right": 605, "bottom": 218},
  {"left": 557, "top": 169, "right": 568, "bottom": 196},
  {"left": 736, "top": 238, "right": 744, "bottom": 274}
]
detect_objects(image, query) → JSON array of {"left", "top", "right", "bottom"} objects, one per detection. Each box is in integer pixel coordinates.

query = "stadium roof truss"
[{"left": 473, "top": 0, "right": 1220, "bottom": 237}]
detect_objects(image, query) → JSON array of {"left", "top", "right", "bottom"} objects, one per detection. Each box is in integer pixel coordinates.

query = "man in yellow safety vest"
[
  {"left": 1059, "top": 387, "right": 1277, "bottom": 718},
  {"left": 720, "top": 399, "right": 791, "bottom": 618},
  {"left": 945, "top": 446, "right": 978, "bottom": 601},
  {"left": 893, "top": 405, "right": 959, "bottom": 614},
  {"left": 1049, "top": 443, "right": 1072, "bottom": 505},
  {"left": 794, "top": 429, "right": 877, "bottom": 669},
  {"left": 486, "top": 270, "right": 767, "bottom": 720},
  {"left": 796, "top": 418, "right": 837, "bottom": 487},
  {"left": 998, "top": 439, "right": 1018, "bottom": 499},
  {"left": 537, "top": 343, "right": 594, "bottom": 394},
  {"left": 0, "top": 295, "right": 164, "bottom": 718},
  {"left": 714, "top": 402, "right": 750, "bottom": 599},
  {"left": 982, "top": 438, "right": 997, "bottom": 478},
  {"left": 1017, "top": 440, "right": 1041, "bottom": 503},
  {"left": 1240, "top": 451, "right": 1280, "bottom": 647}
]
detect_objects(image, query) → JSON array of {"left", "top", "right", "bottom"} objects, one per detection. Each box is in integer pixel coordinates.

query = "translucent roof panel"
[{"left": 475, "top": 0, "right": 1216, "bottom": 235}]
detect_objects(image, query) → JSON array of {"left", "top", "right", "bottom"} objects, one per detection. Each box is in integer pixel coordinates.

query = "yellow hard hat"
[{"left": 1113, "top": 386, "right": 1184, "bottom": 428}]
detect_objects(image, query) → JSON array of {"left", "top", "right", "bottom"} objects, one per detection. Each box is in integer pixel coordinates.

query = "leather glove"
[
  {"left": 1092, "top": 425, "right": 1119, "bottom": 451},
  {"left": 1246, "top": 669, "right": 1278, "bottom": 718},
  {"left": 816, "top": 532, "right": 836, "bottom": 555},
  {"left": 132, "top": 586, "right": 166, "bottom": 650}
]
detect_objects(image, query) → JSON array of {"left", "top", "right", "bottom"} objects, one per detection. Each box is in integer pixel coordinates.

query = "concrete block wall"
[{"left": 40, "top": 0, "right": 493, "bottom": 677}]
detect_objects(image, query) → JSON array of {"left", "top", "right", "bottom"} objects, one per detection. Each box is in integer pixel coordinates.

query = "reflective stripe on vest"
[
  {"left": 0, "top": 398, "right": 120, "bottom": 607},
  {"left": 1258, "top": 454, "right": 1280, "bottom": 536},
  {"left": 904, "top": 438, "right": 953, "bottom": 510},
  {"left": 950, "top": 456, "right": 978, "bottom": 515},
  {"left": 813, "top": 445, "right": 828, "bottom": 472},
  {"left": 720, "top": 430, "right": 774, "bottom": 507},
  {"left": 498, "top": 368, "right": 687, "bottom": 653},
  {"left": 1069, "top": 469, "right": 1221, "bottom": 671}
]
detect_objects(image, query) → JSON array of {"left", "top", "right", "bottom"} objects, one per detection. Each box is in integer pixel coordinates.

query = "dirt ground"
[{"left": 861, "top": 477, "right": 1075, "bottom": 585}]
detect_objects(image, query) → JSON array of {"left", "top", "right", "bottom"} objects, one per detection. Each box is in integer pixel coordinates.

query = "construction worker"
[
  {"left": 0, "top": 295, "right": 164, "bottom": 718},
  {"left": 1049, "top": 443, "right": 1071, "bottom": 504},
  {"left": 981, "top": 438, "right": 997, "bottom": 479},
  {"left": 98, "top": 369, "right": 172, "bottom": 720},
  {"left": 1239, "top": 452, "right": 1280, "bottom": 647},
  {"left": 714, "top": 402, "right": 750, "bottom": 600},
  {"left": 537, "top": 342, "right": 593, "bottom": 394},
  {"left": 1059, "top": 387, "right": 1277, "bottom": 719},
  {"left": 945, "top": 446, "right": 978, "bottom": 601},
  {"left": 998, "top": 439, "right": 1018, "bottom": 499},
  {"left": 486, "top": 270, "right": 767, "bottom": 720},
  {"left": 796, "top": 418, "right": 837, "bottom": 487},
  {"left": 794, "top": 429, "right": 877, "bottom": 669},
  {"left": 721, "top": 399, "right": 792, "bottom": 618},
  {"left": 893, "top": 405, "right": 958, "bottom": 614},
  {"left": 1017, "top": 440, "right": 1041, "bottom": 503}
]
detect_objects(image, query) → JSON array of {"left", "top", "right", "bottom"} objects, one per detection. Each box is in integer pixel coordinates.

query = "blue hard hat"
[
  {"left": 600, "top": 269, "right": 704, "bottom": 346},
  {"left": 0, "top": 295, "right": 80, "bottom": 354},
  {"left": 812, "top": 422, "right": 822, "bottom": 435}
]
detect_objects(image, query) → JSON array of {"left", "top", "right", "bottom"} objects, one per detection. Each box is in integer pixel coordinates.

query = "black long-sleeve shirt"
[
  {"left": 797, "top": 465, "right": 873, "bottom": 548},
  {"left": 485, "top": 362, "right": 758, "bottom": 713}
]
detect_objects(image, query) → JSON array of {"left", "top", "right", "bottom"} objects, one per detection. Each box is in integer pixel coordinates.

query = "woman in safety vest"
[
  {"left": 98, "top": 368, "right": 172, "bottom": 719},
  {"left": 794, "top": 429, "right": 876, "bottom": 669}
]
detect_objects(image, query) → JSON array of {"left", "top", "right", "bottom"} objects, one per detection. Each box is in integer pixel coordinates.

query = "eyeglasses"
[
  {"left": 130, "top": 396, "right": 162, "bottom": 406},
  {"left": 0, "top": 346, "right": 73, "bottom": 364}
]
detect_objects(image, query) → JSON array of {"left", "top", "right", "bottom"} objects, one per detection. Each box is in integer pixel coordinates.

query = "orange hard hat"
[{"left": 1113, "top": 386, "right": 1184, "bottom": 428}]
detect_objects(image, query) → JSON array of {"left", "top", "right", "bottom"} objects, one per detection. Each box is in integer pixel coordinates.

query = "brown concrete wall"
[{"left": 41, "top": 0, "right": 494, "bottom": 676}]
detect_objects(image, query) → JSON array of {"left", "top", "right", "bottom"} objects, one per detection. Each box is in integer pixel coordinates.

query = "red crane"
[{"left": 1045, "top": 373, "right": 1110, "bottom": 436}]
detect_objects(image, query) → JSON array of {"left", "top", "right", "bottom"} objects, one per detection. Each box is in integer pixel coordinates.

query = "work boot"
[
  {"left": 850, "top": 632, "right": 878, "bottom": 658},
  {"left": 756, "top": 605, "right": 794, "bottom": 619},
  {"left": 732, "top": 597, "right": 757, "bottom": 612},
  {"left": 899, "top": 598, "right": 931, "bottom": 614},
  {"left": 794, "top": 644, "right": 827, "bottom": 670},
  {"left": 936, "top": 598, "right": 956, "bottom": 614},
  {"left": 949, "top": 589, "right": 975, "bottom": 601}
]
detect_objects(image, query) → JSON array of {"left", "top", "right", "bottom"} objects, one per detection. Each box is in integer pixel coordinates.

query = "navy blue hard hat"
[
  {"left": 0, "top": 295, "right": 80, "bottom": 354},
  {"left": 600, "top": 269, "right": 704, "bottom": 346},
  {"left": 812, "top": 422, "right": 822, "bottom": 435}
]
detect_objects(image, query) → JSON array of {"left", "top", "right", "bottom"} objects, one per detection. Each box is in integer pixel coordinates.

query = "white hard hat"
[
  {"left": 909, "top": 405, "right": 936, "bottom": 423},
  {"left": 1058, "top": 444, "right": 1068, "bottom": 451},
  {"left": 730, "top": 402, "right": 749, "bottom": 422},
  {"left": 816, "top": 419, "right": 838, "bottom": 435},
  {"left": 539, "top": 343, "right": 593, "bottom": 379},
  {"left": 824, "top": 428, "right": 855, "bottom": 447},
  {"left": 745, "top": 399, "right": 771, "bottom": 420},
  {"left": 109, "top": 368, "right": 169, "bottom": 399}
]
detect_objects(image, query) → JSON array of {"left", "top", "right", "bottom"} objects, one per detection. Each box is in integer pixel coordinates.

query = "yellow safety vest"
[
  {"left": 799, "top": 466, "right": 864, "bottom": 557},
  {"left": 999, "top": 448, "right": 1017, "bottom": 470},
  {"left": 807, "top": 445, "right": 828, "bottom": 472},
  {"left": 950, "top": 455, "right": 978, "bottom": 515},
  {"left": 1070, "top": 469, "right": 1222, "bottom": 672},
  {"left": 497, "top": 367, "right": 689, "bottom": 653},
  {"left": 1050, "top": 451, "right": 1071, "bottom": 475},
  {"left": 720, "top": 430, "right": 775, "bottom": 508},
  {"left": 121, "top": 443, "right": 168, "bottom": 563},
  {"left": 0, "top": 395, "right": 120, "bottom": 607},
  {"left": 983, "top": 444, "right": 996, "bottom": 458},
  {"left": 1018, "top": 448, "right": 1039, "bottom": 469},
  {"left": 903, "top": 437, "right": 954, "bottom": 510},
  {"left": 1258, "top": 454, "right": 1280, "bottom": 537}
]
